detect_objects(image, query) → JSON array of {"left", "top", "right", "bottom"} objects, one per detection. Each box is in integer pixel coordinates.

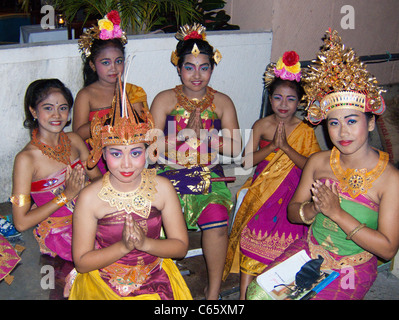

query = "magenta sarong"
[
  {"left": 240, "top": 145, "right": 307, "bottom": 266},
  {"left": 253, "top": 236, "right": 377, "bottom": 300}
]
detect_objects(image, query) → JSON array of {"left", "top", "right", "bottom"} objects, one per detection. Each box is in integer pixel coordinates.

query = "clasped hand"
[
  {"left": 311, "top": 179, "right": 341, "bottom": 219},
  {"left": 271, "top": 121, "right": 289, "bottom": 151},
  {"left": 64, "top": 164, "right": 86, "bottom": 200},
  {"left": 122, "top": 214, "right": 146, "bottom": 252},
  {"left": 186, "top": 108, "right": 205, "bottom": 139}
]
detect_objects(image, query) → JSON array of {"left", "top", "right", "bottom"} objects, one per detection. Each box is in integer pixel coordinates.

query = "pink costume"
[{"left": 30, "top": 159, "right": 82, "bottom": 261}]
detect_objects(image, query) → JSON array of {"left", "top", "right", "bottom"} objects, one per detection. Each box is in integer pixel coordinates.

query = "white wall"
[{"left": 0, "top": 30, "right": 272, "bottom": 202}]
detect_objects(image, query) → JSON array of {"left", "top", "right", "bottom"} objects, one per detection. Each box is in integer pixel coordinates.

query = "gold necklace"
[
  {"left": 174, "top": 85, "right": 216, "bottom": 113},
  {"left": 98, "top": 169, "right": 157, "bottom": 218},
  {"left": 330, "top": 147, "right": 389, "bottom": 198},
  {"left": 30, "top": 128, "right": 71, "bottom": 165}
]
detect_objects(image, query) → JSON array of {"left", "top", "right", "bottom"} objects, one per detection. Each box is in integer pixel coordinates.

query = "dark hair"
[
  {"left": 268, "top": 78, "right": 304, "bottom": 100},
  {"left": 83, "top": 39, "right": 125, "bottom": 87},
  {"left": 176, "top": 39, "right": 216, "bottom": 69},
  {"left": 24, "top": 79, "right": 74, "bottom": 130},
  {"left": 264, "top": 78, "right": 305, "bottom": 116}
]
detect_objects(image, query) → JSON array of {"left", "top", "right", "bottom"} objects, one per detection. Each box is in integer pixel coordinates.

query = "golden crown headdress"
[
  {"left": 303, "top": 29, "right": 385, "bottom": 125},
  {"left": 171, "top": 23, "right": 222, "bottom": 66},
  {"left": 78, "top": 10, "right": 127, "bottom": 57},
  {"left": 87, "top": 70, "right": 154, "bottom": 168}
]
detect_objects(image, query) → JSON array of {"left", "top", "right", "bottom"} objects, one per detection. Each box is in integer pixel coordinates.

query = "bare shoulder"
[
  {"left": 308, "top": 149, "right": 330, "bottom": 163},
  {"left": 151, "top": 89, "right": 176, "bottom": 106},
  {"left": 253, "top": 116, "right": 274, "bottom": 129},
  {"left": 66, "top": 131, "right": 86, "bottom": 145},
  {"left": 14, "top": 144, "right": 35, "bottom": 168},
  {"left": 150, "top": 89, "right": 176, "bottom": 114},
  {"left": 77, "top": 178, "right": 103, "bottom": 205},
  {"left": 154, "top": 174, "right": 175, "bottom": 193},
  {"left": 252, "top": 115, "right": 276, "bottom": 138},
  {"left": 75, "top": 86, "right": 91, "bottom": 100},
  {"left": 380, "top": 162, "right": 399, "bottom": 188}
]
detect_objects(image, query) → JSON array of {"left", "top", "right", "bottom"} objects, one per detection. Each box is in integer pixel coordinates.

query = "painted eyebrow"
[
  {"left": 109, "top": 147, "right": 144, "bottom": 152},
  {"left": 272, "top": 93, "right": 297, "bottom": 98},
  {"left": 328, "top": 114, "right": 360, "bottom": 121},
  {"left": 183, "top": 62, "right": 210, "bottom": 67},
  {"left": 100, "top": 57, "right": 124, "bottom": 61},
  {"left": 41, "top": 102, "right": 69, "bottom": 107}
]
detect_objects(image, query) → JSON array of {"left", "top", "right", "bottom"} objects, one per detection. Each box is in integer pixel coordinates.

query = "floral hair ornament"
[
  {"left": 78, "top": 10, "right": 127, "bottom": 57},
  {"left": 171, "top": 23, "right": 222, "bottom": 66},
  {"left": 263, "top": 51, "right": 302, "bottom": 87},
  {"left": 87, "top": 57, "right": 155, "bottom": 168},
  {"left": 303, "top": 29, "right": 386, "bottom": 125}
]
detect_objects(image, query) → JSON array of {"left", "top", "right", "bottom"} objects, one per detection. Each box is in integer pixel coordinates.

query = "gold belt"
[{"left": 307, "top": 230, "right": 373, "bottom": 270}]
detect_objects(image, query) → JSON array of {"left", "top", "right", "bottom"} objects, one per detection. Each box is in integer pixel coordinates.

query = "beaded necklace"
[
  {"left": 330, "top": 147, "right": 388, "bottom": 198},
  {"left": 31, "top": 128, "right": 71, "bottom": 165}
]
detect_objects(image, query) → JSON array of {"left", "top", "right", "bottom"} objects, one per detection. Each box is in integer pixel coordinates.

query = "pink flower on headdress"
[
  {"left": 274, "top": 67, "right": 301, "bottom": 82},
  {"left": 99, "top": 28, "right": 112, "bottom": 40},
  {"left": 112, "top": 25, "right": 122, "bottom": 38}
]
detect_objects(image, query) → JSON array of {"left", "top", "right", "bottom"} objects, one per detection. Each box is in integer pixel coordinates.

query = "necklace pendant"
[
  {"left": 340, "top": 168, "right": 367, "bottom": 198},
  {"left": 330, "top": 147, "right": 389, "bottom": 199}
]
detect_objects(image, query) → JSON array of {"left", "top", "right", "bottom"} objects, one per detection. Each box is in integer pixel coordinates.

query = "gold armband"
[
  {"left": 52, "top": 192, "right": 68, "bottom": 207},
  {"left": 10, "top": 194, "right": 31, "bottom": 207},
  {"left": 346, "top": 223, "right": 366, "bottom": 240},
  {"left": 299, "top": 200, "right": 315, "bottom": 225}
]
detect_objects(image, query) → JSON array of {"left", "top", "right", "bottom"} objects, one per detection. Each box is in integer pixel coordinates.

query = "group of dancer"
[{"left": 2, "top": 10, "right": 399, "bottom": 300}]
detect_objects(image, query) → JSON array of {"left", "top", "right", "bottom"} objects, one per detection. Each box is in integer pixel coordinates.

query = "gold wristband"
[
  {"left": 10, "top": 194, "right": 31, "bottom": 207},
  {"left": 346, "top": 223, "right": 366, "bottom": 240},
  {"left": 52, "top": 192, "right": 68, "bottom": 207},
  {"left": 299, "top": 200, "right": 315, "bottom": 225}
]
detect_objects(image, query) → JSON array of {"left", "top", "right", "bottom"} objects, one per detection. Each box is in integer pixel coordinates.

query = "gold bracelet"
[
  {"left": 299, "top": 200, "right": 315, "bottom": 225},
  {"left": 346, "top": 223, "right": 366, "bottom": 240},
  {"left": 10, "top": 194, "right": 31, "bottom": 207},
  {"left": 52, "top": 192, "right": 68, "bottom": 207}
]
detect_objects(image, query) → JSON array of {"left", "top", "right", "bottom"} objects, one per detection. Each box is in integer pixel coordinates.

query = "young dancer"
[
  {"left": 150, "top": 24, "right": 241, "bottom": 299},
  {"left": 73, "top": 11, "right": 148, "bottom": 173},
  {"left": 247, "top": 30, "right": 399, "bottom": 300},
  {"left": 11, "top": 79, "right": 101, "bottom": 261},
  {"left": 67, "top": 75, "right": 192, "bottom": 300},
  {"left": 223, "top": 51, "right": 320, "bottom": 299}
]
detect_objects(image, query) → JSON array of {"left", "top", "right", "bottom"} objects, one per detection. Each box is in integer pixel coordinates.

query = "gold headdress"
[
  {"left": 171, "top": 23, "right": 222, "bottom": 66},
  {"left": 303, "top": 29, "right": 385, "bottom": 124},
  {"left": 78, "top": 10, "right": 127, "bottom": 57},
  {"left": 87, "top": 72, "right": 155, "bottom": 168}
]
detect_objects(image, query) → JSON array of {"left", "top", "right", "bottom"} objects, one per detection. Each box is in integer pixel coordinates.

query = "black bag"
[{"left": 295, "top": 255, "right": 324, "bottom": 290}]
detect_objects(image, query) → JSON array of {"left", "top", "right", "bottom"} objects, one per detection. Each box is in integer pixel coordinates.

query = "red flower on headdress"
[
  {"left": 107, "top": 10, "right": 121, "bottom": 25},
  {"left": 282, "top": 51, "right": 300, "bottom": 67},
  {"left": 184, "top": 31, "right": 202, "bottom": 41}
]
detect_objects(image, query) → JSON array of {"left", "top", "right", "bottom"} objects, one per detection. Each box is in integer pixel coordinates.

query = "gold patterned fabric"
[
  {"left": 98, "top": 169, "right": 157, "bottom": 218},
  {"left": 223, "top": 122, "right": 320, "bottom": 280}
]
